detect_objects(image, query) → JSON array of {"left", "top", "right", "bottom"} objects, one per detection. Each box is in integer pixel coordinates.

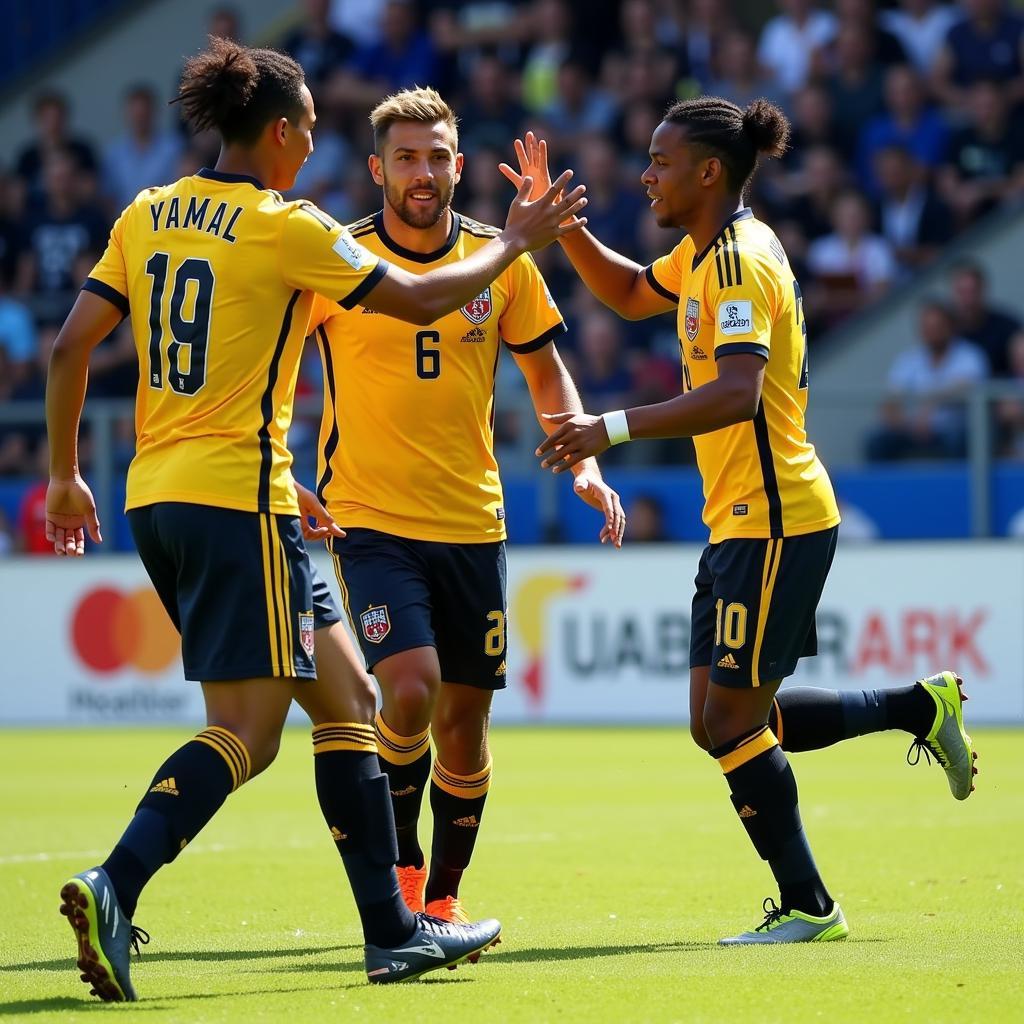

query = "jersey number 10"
[{"left": 145, "top": 252, "right": 214, "bottom": 396}]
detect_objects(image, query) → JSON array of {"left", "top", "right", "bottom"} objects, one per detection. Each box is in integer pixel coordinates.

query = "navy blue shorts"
[
  {"left": 128, "top": 503, "right": 340, "bottom": 682},
  {"left": 690, "top": 526, "right": 838, "bottom": 688},
  {"left": 328, "top": 528, "right": 507, "bottom": 689}
]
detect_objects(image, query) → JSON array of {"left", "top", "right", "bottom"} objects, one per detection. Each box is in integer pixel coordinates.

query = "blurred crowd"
[{"left": 5, "top": 0, "right": 1024, "bottom": 552}]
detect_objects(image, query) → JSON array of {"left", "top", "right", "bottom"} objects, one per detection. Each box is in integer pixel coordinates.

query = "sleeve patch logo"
[
  {"left": 332, "top": 228, "right": 367, "bottom": 270},
  {"left": 718, "top": 300, "right": 753, "bottom": 335}
]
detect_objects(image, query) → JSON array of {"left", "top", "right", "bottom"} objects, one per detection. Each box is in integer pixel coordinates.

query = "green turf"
[{"left": 0, "top": 727, "right": 1020, "bottom": 1023}]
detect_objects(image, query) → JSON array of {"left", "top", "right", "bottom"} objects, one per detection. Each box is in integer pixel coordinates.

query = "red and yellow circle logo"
[{"left": 71, "top": 587, "right": 180, "bottom": 674}]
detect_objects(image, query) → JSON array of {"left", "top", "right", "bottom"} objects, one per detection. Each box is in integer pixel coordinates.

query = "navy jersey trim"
[
  {"left": 716, "top": 342, "right": 769, "bottom": 360},
  {"left": 644, "top": 264, "right": 679, "bottom": 303},
  {"left": 196, "top": 167, "right": 265, "bottom": 190},
  {"left": 752, "top": 401, "right": 784, "bottom": 538},
  {"left": 258, "top": 289, "right": 300, "bottom": 513},
  {"left": 82, "top": 277, "right": 129, "bottom": 318},
  {"left": 339, "top": 260, "right": 389, "bottom": 310},
  {"left": 692, "top": 207, "right": 753, "bottom": 272},
  {"left": 315, "top": 325, "right": 340, "bottom": 503},
  {"left": 504, "top": 321, "right": 566, "bottom": 354},
  {"left": 373, "top": 210, "right": 461, "bottom": 263}
]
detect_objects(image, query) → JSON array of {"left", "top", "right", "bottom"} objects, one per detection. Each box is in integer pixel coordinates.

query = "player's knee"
[
  {"left": 432, "top": 713, "right": 489, "bottom": 773},
  {"left": 384, "top": 675, "right": 436, "bottom": 733},
  {"left": 702, "top": 701, "right": 744, "bottom": 750},
  {"left": 210, "top": 720, "right": 280, "bottom": 779}
]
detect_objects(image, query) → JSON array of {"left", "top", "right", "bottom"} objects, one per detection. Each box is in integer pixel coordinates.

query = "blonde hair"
[{"left": 370, "top": 87, "right": 459, "bottom": 151}]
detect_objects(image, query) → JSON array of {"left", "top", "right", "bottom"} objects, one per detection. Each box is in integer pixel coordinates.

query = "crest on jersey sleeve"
[
  {"left": 684, "top": 297, "right": 700, "bottom": 341},
  {"left": 360, "top": 605, "right": 391, "bottom": 644},
  {"left": 461, "top": 287, "right": 493, "bottom": 324}
]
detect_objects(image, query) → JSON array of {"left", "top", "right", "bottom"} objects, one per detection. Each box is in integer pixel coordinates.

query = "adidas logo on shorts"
[{"left": 717, "top": 653, "right": 740, "bottom": 670}]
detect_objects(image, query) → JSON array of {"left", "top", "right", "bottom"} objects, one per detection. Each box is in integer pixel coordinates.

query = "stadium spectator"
[
  {"left": 573, "top": 308, "right": 636, "bottom": 415},
  {"left": 757, "top": 0, "right": 837, "bottom": 95},
  {"left": 783, "top": 84, "right": 844, "bottom": 167},
  {"left": 600, "top": 0, "right": 681, "bottom": 108},
  {"left": 0, "top": 172, "right": 25, "bottom": 285},
  {"left": 948, "top": 260, "right": 1022, "bottom": 377},
  {"left": 937, "top": 78, "right": 1024, "bottom": 228},
  {"left": 880, "top": 0, "right": 960, "bottom": 74},
  {"left": 102, "top": 84, "right": 183, "bottom": 213},
  {"left": 16, "top": 152, "right": 108, "bottom": 323},
  {"left": 329, "top": 0, "right": 389, "bottom": 48},
  {"left": 933, "top": 0, "right": 1024, "bottom": 111},
  {"left": 574, "top": 135, "right": 646, "bottom": 258},
  {"left": 675, "top": 0, "right": 735, "bottom": 91},
  {"left": 440, "top": 53, "right": 525, "bottom": 156},
  {"left": 280, "top": 0, "right": 355, "bottom": 87},
  {"left": 706, "top": 29, "right": 787, "bottom": 112},
  {"left": 781, "top": 145, "right": 849, "bottom": 241},
  {"left": 542, "top": 58, "right": 618, "bottom": 154},
  {"left": 866, "top": 299, "right": 989, "bottom": 461},
  {"left": 521, "top": 0, "right": 574, "bottom": 113},
  {"left": 873, "top": 144, "right": 954, "bottom": 271},
  {"left": 992, "top": 329, "right": 1024, "bottom": 455},
  {"left": 807, "top": 190, "right": 896, "bottom": 322},
  {"left": 823, "top": 23, "right": 887, "bottom": 159},
  {"left": 857, "top": 64, "right": 950, "bottom": 195},
  {"left": 14, "top": 92, "right": 98, "bottom": 209},
  {"left": 0, "top": 267, "right": 35, "bottom": 386},
  {"left": 831, "top": 0, "right": 908, "bottom": 68},
  {"left": 626, "top": 493, "right": 667, "bottom": 542}
]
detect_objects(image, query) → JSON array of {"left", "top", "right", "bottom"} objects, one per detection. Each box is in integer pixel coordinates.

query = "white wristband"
[{"left": 602, "top": 409, "right": 631, "bottom": 446}]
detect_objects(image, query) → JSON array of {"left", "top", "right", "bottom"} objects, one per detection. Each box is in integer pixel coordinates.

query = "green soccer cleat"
[
  {"left": 365, "top": 912, "right": 501, "bottom": 983},
  {"left": 59, "top": 867, "right": 149, "bottom": 1002},
  {"left": 909, "top": 670, "right": 978, "bottom": 800},
  {"left": 719, "top": 898, "right": 849, "bottom": 945}
]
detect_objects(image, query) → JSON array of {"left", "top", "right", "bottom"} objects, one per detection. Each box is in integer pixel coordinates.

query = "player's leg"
[
  {"left": 328, "top": 530, "right": 439, "bottom": 911},
  {"left": 699, "top": 530, "right": 848, "bottom": 944},
  {"left": 60, "top": 505, "right": 303, "bottom": 1001},
  {"left": 422, "top": 539, "right": 506, "bottom": 920},
  {"left": 290, "top": 571, "right": 419, "bottom": 949}
]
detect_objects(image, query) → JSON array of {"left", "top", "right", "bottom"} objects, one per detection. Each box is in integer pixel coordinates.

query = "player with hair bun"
[{"left": 503, "top": 96, "right": 975, "bottom": 944}]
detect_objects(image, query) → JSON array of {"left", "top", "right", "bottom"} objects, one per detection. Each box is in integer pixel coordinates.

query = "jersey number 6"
[
  {"left": 145, "top": 252, "right": 215, "bottom": 396},
  {"left": 416, "top": 330, "right": 441, "bottom": 379}
]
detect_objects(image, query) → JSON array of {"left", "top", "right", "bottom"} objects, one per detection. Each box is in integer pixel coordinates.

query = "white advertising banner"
[{"left": 1, "top": 542, "right": 1021, "bottom": 724}]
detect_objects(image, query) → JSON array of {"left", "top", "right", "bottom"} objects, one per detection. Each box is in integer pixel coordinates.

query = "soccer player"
[
  {"left": 45, "top": 39, "right": 586, "bottom": 1000},
  {"left": 307, "top": 87, "right": 625, "bottom": 924},
  {"left": 501, "top": 103, "right": 976, "bottom": 944}
]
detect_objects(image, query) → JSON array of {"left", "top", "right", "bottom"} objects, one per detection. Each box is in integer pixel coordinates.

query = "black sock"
[
  {"left": 425, "top": 759, "right": 491, "bottom": 904},
  {"left": 101, "top": 726, "right": 251, "bottom": 918},
  {"left": 312, "top": 723, "right": 417, "bottom": 949},
  {"left": 711, "top": 726, "right": 832, "bottom": 918},
  {"left": 770, "top": 685, "right": 934, "bottom": 752},
  {"left": 374, "top": 713, "right": 431, "bottom": 869}
]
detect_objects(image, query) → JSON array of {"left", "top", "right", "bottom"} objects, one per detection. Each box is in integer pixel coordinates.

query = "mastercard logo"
[{"left": 71, "top": 586, "right": 180, "bottom": 674}]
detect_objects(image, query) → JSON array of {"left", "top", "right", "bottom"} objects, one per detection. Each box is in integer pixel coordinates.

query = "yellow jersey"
[
  {"left": 85, "top": 168, "right": 387, "bottom": 515},
  {"left": 311, "top": 211, "right": 565, "bottom": 543},
  {"left": 646, "top": 208, "right": 840, "bottom": 543}
]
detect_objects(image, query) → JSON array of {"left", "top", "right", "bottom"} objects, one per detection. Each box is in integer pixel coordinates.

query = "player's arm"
[
  {"left": 536, "top": 354, "right": 765, "bottom": 471},
  {"left": 45, "top": 289, "right": 125, "bottom": 554},
  {"left": 499, "top": 132, "right": 676, "bottom": 321},
  {"left": 286, "top": 176, "right": 587, "bottom": 326},
  {"left": 513, "top": 342, "right": 625, "bottom": 546}
]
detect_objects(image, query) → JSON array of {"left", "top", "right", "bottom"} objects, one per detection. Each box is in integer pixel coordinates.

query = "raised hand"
[
  {"left": 499, "top": 131, "right": 555, "bottom": 201},
  {"left": 502, "top": 169, "right": 588, "bottom": 252},
  {"left": 46, "top": 476, "right": 102, "bottom": 557}
]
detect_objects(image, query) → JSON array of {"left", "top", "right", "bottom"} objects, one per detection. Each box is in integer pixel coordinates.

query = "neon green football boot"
[
  {"left": 719, "top": 898, "right": 849, "bottom": 945},
  {"left": 909, "top": 671, "right": 978, "bottom": 800}
]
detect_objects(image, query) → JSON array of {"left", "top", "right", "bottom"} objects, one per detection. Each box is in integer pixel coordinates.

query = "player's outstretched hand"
[
  {"left": 537, "top": 412, "right": 611, "bottom": 473},
  {"left": 499, "top": 131, "right": 555, "bottom": 202},
  {"left": 502, "top": 170, "right": 587, "bottom": 252},
  {"left": 295, "top": 481, "right": 345, "bottom": 542},
  {"left": 572, "top": 471, "right": 626, "bottom": 548},
  {"left": 46, "top": 476, "right": 102, "bottom": 557}
]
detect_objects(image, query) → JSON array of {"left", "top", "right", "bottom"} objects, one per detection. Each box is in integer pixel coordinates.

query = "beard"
[{"left": 383, "top": 174, "right": 455, "bottom": 229}]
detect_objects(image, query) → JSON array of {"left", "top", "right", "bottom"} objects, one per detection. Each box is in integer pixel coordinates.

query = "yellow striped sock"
[
  {"left": 193, "top": 726, "right": 252, "bottom": 791},
  {"left": 431, "top": 758, "right": 492, "bottom": 800},
  {"left": 312, "top": 721, "right": 377, "bottom": 754},
  {"left": 716, "top": 726, "right": 778, "bottom": 774},
  {"left": 374, "top": 713, "right": 430, "bottom": 766}
]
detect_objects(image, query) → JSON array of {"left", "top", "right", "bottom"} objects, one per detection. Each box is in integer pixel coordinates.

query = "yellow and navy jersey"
[
  {"left": 84, "top": 168, "right": 388, "bottom": 515},
  {"left": 646, "top": 208, "right": 840, "bottom": 543},
  {"left": 311, "top": 210, "right": 565, "bottom": 543}
]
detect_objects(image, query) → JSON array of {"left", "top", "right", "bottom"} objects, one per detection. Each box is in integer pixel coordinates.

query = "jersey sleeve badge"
[{"left": 718, "top": 300, "right": 753, "bottom": 335}]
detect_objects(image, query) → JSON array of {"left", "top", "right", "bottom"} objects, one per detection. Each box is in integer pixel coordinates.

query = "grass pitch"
[{"left": 0, "top": 727, "right": 1020, "bottom": 1023}]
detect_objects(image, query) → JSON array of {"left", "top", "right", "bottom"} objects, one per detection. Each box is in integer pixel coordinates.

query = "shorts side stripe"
[
  {"left": 267, "top": 515, "right": 288, "bottom": 676},
  {"left": 259, "top": 514, "right": 283, "bottom": 676},
  {"left": 751, "top": 538, "right": 783, "bottom": 687},
  {"left": 273, "top": 518, "right": 295, "bottom": 676},
  {"left": 330, "top": 548, "right": 358, "bottom": 638}
]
